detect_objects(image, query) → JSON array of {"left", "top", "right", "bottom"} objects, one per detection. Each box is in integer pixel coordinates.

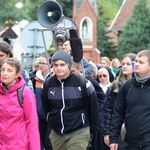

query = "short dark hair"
[
  {"left": 0, "top": 41, "right": 13, "bottom": 57},
  {"left": 137, "top": 50, "right": 150, "bottom": 64},
  {"left": 2, "top": 58, "right": 21, "bottom": 74}
]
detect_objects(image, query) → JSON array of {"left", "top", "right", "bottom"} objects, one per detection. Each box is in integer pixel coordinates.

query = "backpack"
[
  {"left": 78, "top": 75, "right": 88, "bottom": 104},
  {"left": 123, "top": 78, "right": 133, "bottom": 96},
  {"left": 17, "top": 85, "right": 25, "bottom": 108},
  {"left": 22, "top": 70, "right": 29, "bottom": 84},
  {"left": 121, "top": 78, "right": 133, "bottom": 141}
]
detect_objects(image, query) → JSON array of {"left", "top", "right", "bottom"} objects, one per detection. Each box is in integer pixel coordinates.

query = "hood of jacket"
[{"left": 0, "top": 76, "right": 26, "bottom": 94}]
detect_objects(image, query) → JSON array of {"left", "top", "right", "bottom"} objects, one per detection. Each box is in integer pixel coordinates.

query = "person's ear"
[{"left": 7, "top": 53, "right": 10, "bottom": 58}]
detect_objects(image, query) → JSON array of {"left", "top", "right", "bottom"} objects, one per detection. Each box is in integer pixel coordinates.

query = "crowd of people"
[{"left": 0, "top": 40, "right": 150, "bottom": 150}]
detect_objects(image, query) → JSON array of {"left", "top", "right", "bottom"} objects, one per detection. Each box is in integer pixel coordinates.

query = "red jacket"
[{"left": 0, "top": 76, "right": 40, "bottom": 150}]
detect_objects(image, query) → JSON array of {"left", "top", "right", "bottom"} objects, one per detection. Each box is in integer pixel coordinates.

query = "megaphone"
[
  {"left": 37, "top": 0, "right": 77, "bottom": 45},
  {"left": 37, "top": 0, "right": 63, "bottom": 28}
]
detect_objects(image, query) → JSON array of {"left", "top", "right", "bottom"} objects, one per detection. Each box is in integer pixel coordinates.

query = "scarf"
[{"left": 134, "top": 73, "right": 150, "bottom": 84}]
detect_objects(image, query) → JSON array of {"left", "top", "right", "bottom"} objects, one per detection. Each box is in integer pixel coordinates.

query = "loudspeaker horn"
[{"left": 37, "top": 0, "right": 63, "bottom": 28}]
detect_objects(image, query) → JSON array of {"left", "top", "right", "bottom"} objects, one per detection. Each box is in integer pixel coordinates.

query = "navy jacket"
[{"left": 41, "top": 73, "right": 99, "bottom": 135}]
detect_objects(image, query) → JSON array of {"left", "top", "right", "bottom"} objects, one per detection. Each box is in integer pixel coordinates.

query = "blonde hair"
[
  {"left": 111, "top": 58, "right": 120, "bottom": 68},
  {"left": 89, "top": 61, "right": 98, "bottom": 78},
  {"left": 100, "top": 56, "right": 111, "bottom": 66},
  {"left": 72, "top": 61, "right": 81, "bottom": 70},
  {"left": 32, "top": 58, "right": 40, "bottom": 70}
]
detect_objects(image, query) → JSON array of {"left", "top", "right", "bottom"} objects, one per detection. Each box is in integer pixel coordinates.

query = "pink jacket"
[{"left": 0, "top": 76, "right": 40, "bottom": 150}]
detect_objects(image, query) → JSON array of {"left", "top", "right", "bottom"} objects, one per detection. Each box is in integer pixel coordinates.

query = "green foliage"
[
  {"left": 20, "top": 0, "right": 73, "bottom": 22},
  {"left": 0, "top": 0, "right": 44, "bottom": 28},
  {"left": 0, "top": 0, "right": 119, "bottom": 60},
  {"left": 97, "top": 1, "right": 118, "bottom": 59},
  {"left": 0, "top": 0, "right": 119, "bottom": 26},
  {"left": 0, "top": 0, "right": 18, "bottom": 28},
  {"left": 117, "top": 0, "right": 150, "bottom": 59},
  {"left": 57, "top": 0, "right": 73, "bottom": 18},
  {"left": 119, "top": 0, "right": 124, "bottom": 7},
  {"left": 97, "top": 0, "right": 119, "bottom": 20},
  {"left": 97, "top": 17, "right": 116, "bottom": 59},
  {"left": 24, "top": 0, "right": 44, "bottom": 21}
]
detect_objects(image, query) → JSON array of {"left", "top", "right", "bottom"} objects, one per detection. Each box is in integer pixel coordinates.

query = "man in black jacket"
[
  {"left": 41, "top": 50, "right": 99, "bottom": 150},
  {"left": 109, "top": 50, "right": 150, "bottom": 150}
]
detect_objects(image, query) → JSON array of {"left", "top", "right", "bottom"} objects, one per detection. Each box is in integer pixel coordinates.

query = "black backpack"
[{"left": 123, "top": 78, "right": 133, "bottom": 96}]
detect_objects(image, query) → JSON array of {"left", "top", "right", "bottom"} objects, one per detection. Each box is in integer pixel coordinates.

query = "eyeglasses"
[
  {"left": 38, "top": 62, "right": 47, "bottom": 65},
  {"left": 98, "top": 74, "right": 107, "bottom": 78}
]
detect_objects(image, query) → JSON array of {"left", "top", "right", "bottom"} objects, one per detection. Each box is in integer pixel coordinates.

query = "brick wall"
[{"left": 73, "top": 0, "right": 100, "bottom": 65}]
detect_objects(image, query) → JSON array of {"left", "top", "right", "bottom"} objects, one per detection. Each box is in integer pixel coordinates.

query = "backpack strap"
[
  {"left": 123, "top": 78, "right": 133, "bottom": 96},
  {"left": 22, "top": 70, "right": 29, "bottom": 84},
  {"left": 44, "top": 76, "right": 53, "bottom": 99},
  {"left": 78, "top": 75, "right": 88, "bottom": 105},
  {"left": 17, "top": 85, "right": 25, "bottom": 108}
]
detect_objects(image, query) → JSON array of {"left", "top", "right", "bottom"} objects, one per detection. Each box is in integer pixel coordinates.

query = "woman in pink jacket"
[{"left": 0, "top": 58, "right": 40, "bottom": 150}]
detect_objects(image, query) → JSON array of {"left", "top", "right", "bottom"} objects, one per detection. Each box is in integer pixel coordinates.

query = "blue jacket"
[
  {"left": 32, "top": 70, "right": 50, "bottom": 119},
  {"left": 41, "top": 73, "right": 99, "bottom": 135},
  {"left": 22, "top": 70, "right": 34, "bottom": 92},
  {"left": 82, "top": 57, "right": 95, "bottom": 76}
]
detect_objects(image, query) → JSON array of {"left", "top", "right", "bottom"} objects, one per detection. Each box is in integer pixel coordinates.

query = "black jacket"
[
  {"left": 102, "top": 80, "right": 123, "bottom": 135},
  {"left": 86, "top": 75, "right": 106, "bottom": 115},
  {"left": 41, "top": 73, "right": 99, "bottom": 135},
  {"left": 102, "top": 89, "right": 117, "bottom": 135},
  {"left": 110, "top": 76, "right": 150, "bottom": 147}
]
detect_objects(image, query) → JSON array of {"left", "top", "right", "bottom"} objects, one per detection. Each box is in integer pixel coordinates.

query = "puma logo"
[{"left": 50, "top": 91, "right": 55, "bottom": 96}]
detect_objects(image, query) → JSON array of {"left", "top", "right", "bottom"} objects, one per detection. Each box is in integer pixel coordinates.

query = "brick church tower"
[{"left": 73, "top": 0, "right": 100, "bottom": 64}]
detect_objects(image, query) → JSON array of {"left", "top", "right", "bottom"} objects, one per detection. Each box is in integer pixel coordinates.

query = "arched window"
[{"left": 80, "top": 17, "right": 93, "bottom": 42}]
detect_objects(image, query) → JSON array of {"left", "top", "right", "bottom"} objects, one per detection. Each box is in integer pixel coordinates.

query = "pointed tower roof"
[{"left": 74, "top": 0, "right": 97, "bottom": 16}]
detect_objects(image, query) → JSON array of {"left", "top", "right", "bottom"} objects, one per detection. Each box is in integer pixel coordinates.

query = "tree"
[
  {"left": 57, "top": 0, "right": 73, "bottom": 18},
  {"left": 97, "top": 3, "right": 117, "bottom": 59},
  {"left": 119, "top": 0, "right": 124, "bottom": 7},
  {"left": 23, "top": 0, "right": 44, "bottom": 21},
  {"left": 117, "top": 0, "right": 150, "bottom": 58},
  {"left": 97, "top": 0, "right": 119, "bottom": 20},
  {"left": 22, "top": 0, "right": 72, "bottom": 22},
  {"left": 97, "top": 17, "right": 117, "bottom": 59},
  {"left": 0, "top": 0, "right": 19, "bottom": 28}
]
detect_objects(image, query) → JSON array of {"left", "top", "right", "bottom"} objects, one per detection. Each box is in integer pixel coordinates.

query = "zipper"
[
  {"left": 60, "top": 82, "right": 65, "bottom": 134},
  {"left": 81, "top": 113, "right": 85, "bottom": 124}
]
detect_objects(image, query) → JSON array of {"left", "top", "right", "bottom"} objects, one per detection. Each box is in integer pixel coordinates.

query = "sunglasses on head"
[{"left": 98, "top": 74, "right": 107, "bottom": 78}]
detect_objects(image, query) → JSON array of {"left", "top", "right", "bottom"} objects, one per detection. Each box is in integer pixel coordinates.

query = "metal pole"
[
  {"left": 81, "top": 59, "right": 85, "bottom": 77},
  {"left": 41, "top": 30, "right": 51, "bottom": 75}
]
